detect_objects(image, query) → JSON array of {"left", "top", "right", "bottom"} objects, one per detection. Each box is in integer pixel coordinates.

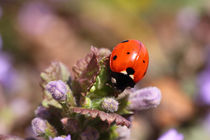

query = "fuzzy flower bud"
[
  {"left": 46, "top": 80, "right": 68, "bottom": 101},
  {"left": 31, "top": 117, "right": 47, "bottom": 136},
  {"left": 129, "top": 87, "right": 161, "bottom": 111},
  {"left": 158, "top": 129, "right": 184, "bottom": 140},
  {"left": 50, "top": 135, "right": 71, "bottom": 140},
  {"left": 101, "top": 98, "right": 119, "bottom": 112}
]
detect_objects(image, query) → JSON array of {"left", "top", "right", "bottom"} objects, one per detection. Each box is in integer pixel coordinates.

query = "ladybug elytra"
[{"left": 109, "top": 40, "right": 149, "bottom": 91}]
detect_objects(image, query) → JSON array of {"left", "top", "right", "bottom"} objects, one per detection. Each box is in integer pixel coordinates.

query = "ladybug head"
[{"left": 110, "top": 71, "right": 135, "bottom": 91}]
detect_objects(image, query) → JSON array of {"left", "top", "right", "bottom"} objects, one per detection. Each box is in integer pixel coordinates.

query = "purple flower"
[
  {"left": 101, "top": 98, "right": 119, "bottom": 112},
  {"left": 197, "top": 67, "right": 210, "bottom": 105},
  {"left": 0, "top": 52, "right": 16, "bottom": 89},
  {"left": 129, "top": 87, "right": 161, "bottom": 111},
  {"left": 50, "top": 135, "right": 71, "bottom": 140},
  {"left": 196, "top": 47, "right": 210, "bottom": 105},
  {"left": 0, "top": 53, "right": 11, "bottom": 82},
  {"left": 46, "top": 80, "right": 68, "bottom": 101},
  {"left": 158, "top": 129, "right": 184, "bottom": 140},
  {"left": 31, "top": 117, "right": 47, "bottom": 136}
]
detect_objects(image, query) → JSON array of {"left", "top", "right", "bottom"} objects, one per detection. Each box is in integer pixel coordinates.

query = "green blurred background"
[{"left": 0, "top": 0, "right": 210, "bottom": 139}]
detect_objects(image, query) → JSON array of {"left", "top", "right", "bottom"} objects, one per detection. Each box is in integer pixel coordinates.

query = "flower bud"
[
  {"left": 46, "top": 80, "right": 68, "bottom": 101},
  {"left": 129, "top": 87, "right": 161, "bottom": 111},
  {"left": 50, "top": 135, "right": 71, "bottom": 140},
  {"left": 101, "top": 98, "right": 119, "bottom": 112},
  {"left": 31, "top": 117, "right": 47, "bottom": 136}
]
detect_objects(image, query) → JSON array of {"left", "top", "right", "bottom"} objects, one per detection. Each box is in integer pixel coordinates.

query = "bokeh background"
[{"left": 0, "top": 0, "right": 210, "bottom": 140}]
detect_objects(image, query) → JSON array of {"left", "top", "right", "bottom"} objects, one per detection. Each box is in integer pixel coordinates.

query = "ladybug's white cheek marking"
[
  {"left": 120, "top": 70, "right": 127, "bottom": 75},
  {"left": 129, "top": 74, "right": 134, "bottom": 80}
]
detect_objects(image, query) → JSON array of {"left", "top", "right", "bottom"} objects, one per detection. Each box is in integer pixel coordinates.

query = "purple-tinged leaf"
[{"left": 71, "top": 107, "right": 131, "bottom": 128}]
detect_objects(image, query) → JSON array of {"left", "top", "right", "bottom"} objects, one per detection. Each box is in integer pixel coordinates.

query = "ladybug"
[{"left": 109, "top": 40, "right": 149, "bottom": 91}]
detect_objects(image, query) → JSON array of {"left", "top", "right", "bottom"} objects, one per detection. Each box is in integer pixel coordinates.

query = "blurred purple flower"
[
  {"left": 50, "top": 135, "right": 71, "bottom": 140},
  {"left": 0, "top": 52, "right": 16, "bottom": 88},
  {"left": 197, "top": 48, "right": 210, "bottom": 105},
  {"left": 129, "top": 87, "right": 161, "bottom": 111},
  {"left": 197, "top": 74, "right": 210, "bottom": 105},
  {"left": 46, "top": 80, "right": 68, "bottom": 101},
  {"left": 18, "top": 1, "right": 54, "bottom": 35},
  {"left": 0, "top": 35, "right": 17, "bottom": 89},
  {"left": 158, "top": 129, "right": 184, "bottom": 140}
]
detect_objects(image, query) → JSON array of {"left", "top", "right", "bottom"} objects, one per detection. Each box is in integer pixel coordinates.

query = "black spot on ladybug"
[
  {"left": 143, "top": 71, "right": 146, "bottom": 76},
  {"left": 127, "top": 52, "right": 130, "bottom": 54},
  {"left": 126, "top": 67, "right": 135, "bottom": 75},
  {"left": 143, "top": 60, "right": 145, "bottom": 63},
  {"left": 113, "top": 55, "right": 117, "bottom": 60},
  {"left": 121, "top": 40, "right": 129, "bottom": 43}
]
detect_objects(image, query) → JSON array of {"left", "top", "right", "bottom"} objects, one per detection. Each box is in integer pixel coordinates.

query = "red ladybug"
[{"left": 109, "top": 40, "right": 149, "bottom": 91}]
